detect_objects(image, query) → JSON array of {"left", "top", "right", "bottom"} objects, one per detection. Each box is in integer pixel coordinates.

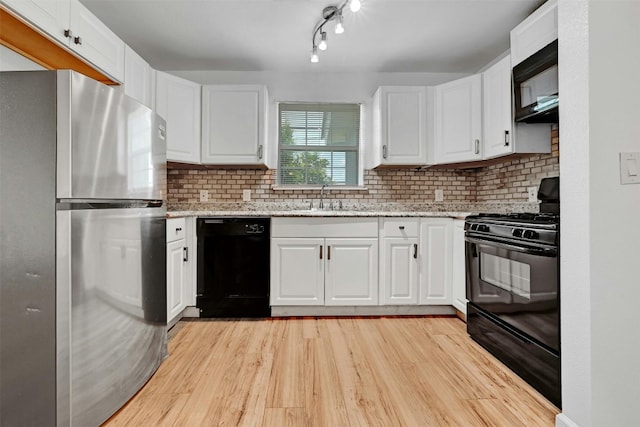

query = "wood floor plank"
[
  {"left": 102, "top": 316, "right": 560, "bottom": 427},
  {"left": 265, "top": 319, "right": 306, "bottom": 408},
  {"left": 262, "top": 408, "right": 310, "bottom": 427}
]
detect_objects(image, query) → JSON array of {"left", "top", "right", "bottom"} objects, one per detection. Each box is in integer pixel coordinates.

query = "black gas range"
[{"left": 465, "top": 177, "right": 561, "bottom": 408}]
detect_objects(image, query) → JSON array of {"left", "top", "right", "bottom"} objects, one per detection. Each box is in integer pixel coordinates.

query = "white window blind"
[{"left": 278, "top": 103, "right": 360, "bottom": 186}]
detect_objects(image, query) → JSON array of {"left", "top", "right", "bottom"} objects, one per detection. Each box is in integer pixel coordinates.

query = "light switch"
[{"left": 620, "top": 152, "right": 640, "bottom": 185}]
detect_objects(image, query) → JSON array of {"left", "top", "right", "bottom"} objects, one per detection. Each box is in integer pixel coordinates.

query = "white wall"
[
  {"left": 169, "top": 70, "right": 468, "bottom": 169},
  {"left": 557, "top": 1, "right": 591, "bottom": 425},
  {"left": 0, "top": 45, "right": 45, "bottom": 71},
  {"left": 558, "top": 1, "right": 640, "bottom": 426}
]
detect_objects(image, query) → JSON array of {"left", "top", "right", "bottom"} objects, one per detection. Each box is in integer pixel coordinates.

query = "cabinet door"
[
  {"left": 271, "top": 238, "right": 324, "bottom": 305},
  {"left": 419, "top": 218, "right": 452, "bottom": 305},
  {"left": 155, "top": 71, "right": 201, "bottom": 163},
  {"left": 482, "top": 55, "right": 513, "bottom": 159},
  {"left": 374, "top": 86, "right": 427, "bottom": 166},
  {"left": 167, "top": 239, "right": 186, "bottom": 323},
  {"left": 68, "top": 0, "right": 125, "bottom": 82},
  {"left": 201, "top": 85, "right": 267, "bottom": 165},
  {"left": 510, "top": 0, "right": 558, "bottom": 67},
  {"left": 1, "top": 0, "right": 70, "bottom": 45},
  {"left": 380, "top": 237, "right": 419, "bottom": 305},
  {"left": 325, "top": 238, "right": 378, "bottom": 306},
  {"left": 434, "top": 74, "right": 482, "bottom": 164},
  {"left": 123, "top": 45, "right": 152, "bottom": 108},
  {"left": 451, "top": 220, "right": 466, "bottom": 314}
]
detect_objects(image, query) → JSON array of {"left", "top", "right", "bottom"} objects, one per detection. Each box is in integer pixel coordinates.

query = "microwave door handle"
[{"left": 465, "top": 236, "right": 556, "bottom": 257}]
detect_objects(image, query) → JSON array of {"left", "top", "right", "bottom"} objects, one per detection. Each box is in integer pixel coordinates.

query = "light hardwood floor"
[{"left": 103, "top": 317, "right": 559, "bottom": 426}]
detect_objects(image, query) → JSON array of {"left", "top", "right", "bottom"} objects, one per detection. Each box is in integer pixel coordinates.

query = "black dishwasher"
[{"left": 196, "top": 218, "right": 270, "bottom": 317}]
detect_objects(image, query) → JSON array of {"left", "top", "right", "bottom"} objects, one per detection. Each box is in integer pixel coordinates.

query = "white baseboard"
[
  {"left": 182, "top": 306, "right": 200, "bottom": 317},
  {"left": 271, "top": 305, "right": 456, "bottom": 317},
  {"left": 556, "top": 413, "right": 581, "bottom": 427}
]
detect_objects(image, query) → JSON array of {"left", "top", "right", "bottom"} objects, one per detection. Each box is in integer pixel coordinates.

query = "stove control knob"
[
  {"left": 477, "top": 224, "right": 490, "bottom": 233},
  {"left": 523, "top": 229, "right": 539, "bottom": 239},
  {"left": 512, "top": 228, "right": 524, "bottom": 238}
]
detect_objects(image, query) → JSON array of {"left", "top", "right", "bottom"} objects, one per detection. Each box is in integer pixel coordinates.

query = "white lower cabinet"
[
  {"left": 380, "top": 218, "right": 453, "bottom": 306},
  {"left": 270, "top": 238, "right": 325, "bottom": 305},
  {"left": 419, "top": 218, "right": 453, "bottom": 305},
  {"left": 167, "top": 217, "right": 194, "bottom": 325},
  {"left": 452, "top": 219, "right": 467, "bottom": 315},
  {"left": 325, "top": 238, "right": 378, "bottom": 305},
  {"left": 270, "top": 218, "right": 379, "bottom": 306},
  {"left": 379, "top": 218, "right": 420, "bottom": 304}
]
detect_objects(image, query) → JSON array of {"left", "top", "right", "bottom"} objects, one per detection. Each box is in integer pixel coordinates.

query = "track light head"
[{"left": 318, "top": 32, "right": 328, "bottom": 50}]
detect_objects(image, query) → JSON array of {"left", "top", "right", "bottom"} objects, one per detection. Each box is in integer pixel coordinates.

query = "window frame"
[{"left": 277, "top": 102, "right": 363, "bottom": 187}]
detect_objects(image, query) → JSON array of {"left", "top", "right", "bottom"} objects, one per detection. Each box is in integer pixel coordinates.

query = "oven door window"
[{"left": 480, "top": 252, "right": 531, "bottom": 299}]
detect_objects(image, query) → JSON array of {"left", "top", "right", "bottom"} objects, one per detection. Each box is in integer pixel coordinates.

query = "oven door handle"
[{"left": 465, "top": 236, "right": 557, "bottom": 257}]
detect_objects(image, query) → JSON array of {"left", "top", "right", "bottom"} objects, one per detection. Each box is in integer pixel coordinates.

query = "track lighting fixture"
[{"left": 310, "top": 0, "right": 361, "bottom": 63}]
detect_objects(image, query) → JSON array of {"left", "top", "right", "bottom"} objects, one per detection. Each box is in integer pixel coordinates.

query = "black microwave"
[{"left": 513, "top": 39, "right": 558, "bottom": 123}]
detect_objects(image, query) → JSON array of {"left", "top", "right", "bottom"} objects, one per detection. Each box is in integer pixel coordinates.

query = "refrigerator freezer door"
[
  {"left": 56, "top": 206, "right": 167, "bottom": 426},
  {"left": 57, "top": 71, "right": 167, "bottom": 201}
]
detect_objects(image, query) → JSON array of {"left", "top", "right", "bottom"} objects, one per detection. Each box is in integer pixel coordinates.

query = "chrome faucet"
[{"left": 319, "top": 184, "right": 327, "bottom": 209}]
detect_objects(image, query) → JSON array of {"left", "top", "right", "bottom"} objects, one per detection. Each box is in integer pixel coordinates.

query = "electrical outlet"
[
  {"left": 199, "top": 189, "right": 209, "bottom": 203},
  {"left": 242, "top": 189, "right": 251, "bottom": 202},
  {"left": 527, "top": 186, "right": 538, "bottom": 202},
  {"left": 435, "top": 189, "right": 444, "bottom": 202}
]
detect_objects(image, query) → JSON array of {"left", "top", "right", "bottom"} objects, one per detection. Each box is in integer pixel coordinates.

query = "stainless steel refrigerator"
[{"left": 0, "top": 70, "right": 167, "bottom": 426}]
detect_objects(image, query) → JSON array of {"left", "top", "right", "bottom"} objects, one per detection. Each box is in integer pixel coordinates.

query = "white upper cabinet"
[
  {"left": 370, "top": 86, "right": 428, "bottom": 168},
  {"left": 201, "top": 85, "right": 270, "bottom": 167},
  {"left": 123, "top": 45, "right": 152, "bottom": 108},
  {"left": 1, "top": 0, "right": 70, "bottom": 44},
  {"left": 155, "top": 71, "right": 201, "bottom": 164},
  {"left": 68, "top": 0, "right": 124, "bottom": 82},
  {"left": 482, "top": 55, "right": 551, "bottom": 159},
  {"left": 433, "top": 74, "right": 483, "bottom": 164},
  {"left": 510, "top": 0, "right": 558, "bottom": 67},
  {"left": 1, "top": 0, "right": 125, "bottom": 82},
  {"left": 482, "top": 55, "right": 513, "bottom": 159}
]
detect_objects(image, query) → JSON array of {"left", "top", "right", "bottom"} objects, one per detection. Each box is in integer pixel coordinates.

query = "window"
[{"left": 278, "top": 103, "right": 360, "bottom": 186}]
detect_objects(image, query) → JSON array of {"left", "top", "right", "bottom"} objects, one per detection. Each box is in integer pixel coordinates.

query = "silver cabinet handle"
[
  {"left": 258, "top": 145, "right": 263, "bottom": 159},
  {"left": 413, "top": 243, "right": 418, "bottom": 259},
  {"left": 382, "top": 145, "right": 388, "bottom": 159},
  {"left": 475, "top": 139, "right": 480, "bottom": 154},
  {"left": 504, "top": 130, "right": 510, "bottom": 147},
  {"left": 64, "top": 29, "right": 73, "bottom": 38},
  {"left": 183, "top": 247, "right": 188, "bottom": 262},
  {"left": 74, "top": 36, "right": 82, "bottom": 45}
]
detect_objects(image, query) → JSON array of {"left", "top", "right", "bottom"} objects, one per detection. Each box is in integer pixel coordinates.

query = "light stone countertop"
[{"left": 166, "top": 201, "right": 539, "bottom": 220}]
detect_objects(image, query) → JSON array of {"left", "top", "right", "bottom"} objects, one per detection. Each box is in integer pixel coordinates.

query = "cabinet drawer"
[
  {"left": 382, "top": 219, "right": 419, "bottom": 237},
  {"left": 167, "top": 217, "right": 186, "bottom": 242}
]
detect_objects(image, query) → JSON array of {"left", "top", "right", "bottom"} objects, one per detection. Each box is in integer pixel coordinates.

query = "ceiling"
[{"left": 80, "top": 0, "right": 544, "bottom": 73}]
